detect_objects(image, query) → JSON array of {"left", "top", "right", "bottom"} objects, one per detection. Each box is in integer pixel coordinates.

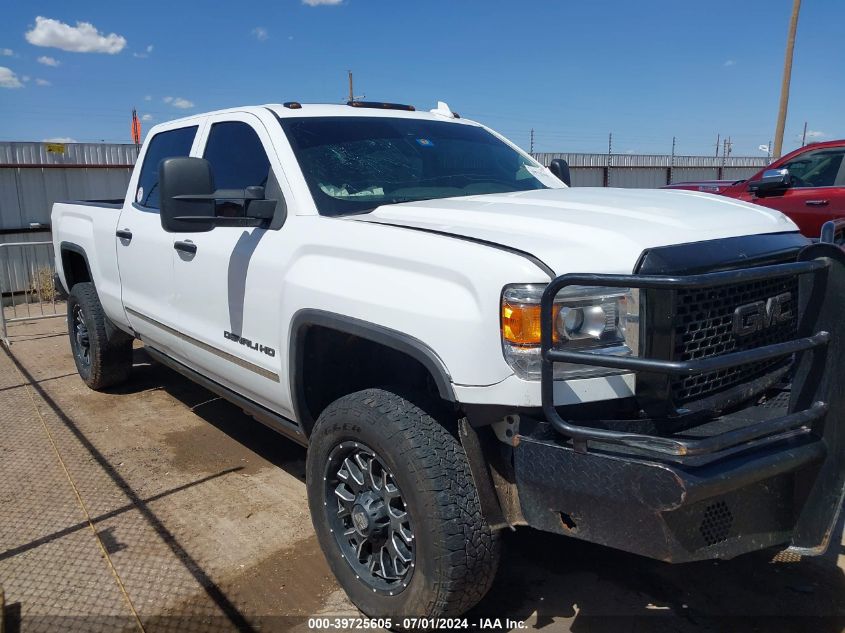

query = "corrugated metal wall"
[
  {"left": 0, "top": 142, "right": 137, "bottom": 233},
  {"left": 0, "top": 141, "right": 139, "bottom": 167},
  {"left": 0, "top": 142, "right": 138, "bottom": 296},
  {"left": 533, "top": 152, "right": 770, "bottom": 188}
]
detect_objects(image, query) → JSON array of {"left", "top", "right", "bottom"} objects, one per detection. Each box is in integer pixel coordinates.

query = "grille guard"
[{"left": 540, "top": 253, "right": 839, "bottom": 460}]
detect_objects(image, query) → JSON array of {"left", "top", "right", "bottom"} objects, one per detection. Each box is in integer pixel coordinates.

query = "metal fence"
[{"left": 0, "top": 241, "right": 63, "bottom": 346}]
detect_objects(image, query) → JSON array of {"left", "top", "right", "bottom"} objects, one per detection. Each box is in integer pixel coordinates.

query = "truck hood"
[{"left": 352, "top": 187, "right": 798, "bottom": 275}]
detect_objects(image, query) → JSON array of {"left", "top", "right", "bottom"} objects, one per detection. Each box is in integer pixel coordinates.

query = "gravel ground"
[{"left": 1, "top": 309, "right": 843, "bottom": 632}]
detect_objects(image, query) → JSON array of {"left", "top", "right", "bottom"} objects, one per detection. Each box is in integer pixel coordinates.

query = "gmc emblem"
[{"left": 732, "top": 292, "right": 793, "bottom": 337}]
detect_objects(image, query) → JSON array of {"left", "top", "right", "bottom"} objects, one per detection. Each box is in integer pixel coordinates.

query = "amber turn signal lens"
[{"left": 501, "top": 301, "right": 558, "bottom": 345}]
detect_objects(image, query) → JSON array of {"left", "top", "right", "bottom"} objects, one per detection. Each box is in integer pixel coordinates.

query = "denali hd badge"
[
  {"left": 732, "top": 292, "right": 792, "bottom": 337},
  {"left": 224, "top": 331, "right": 276, "bottom": 357}
]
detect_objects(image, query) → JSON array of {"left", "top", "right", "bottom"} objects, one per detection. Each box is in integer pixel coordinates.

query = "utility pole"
[
  {"left": 773, "top": 0, "right": 802, "bottom": 159},
  {"left": 345, "top": 70, "right": 365, "bottom": 102},
  {"left": 529, "top": 128, "right": 535, "bottom": 155},
  {"left": 669, "top": 136, "right": 676, "bottom": 185},
  {"left": 605, "top": 132, "right": 613, "bottom": 187},
  {"left": 801, "top": 121, "right": 808, "bottom": 146},
  {"left": 715, "top": 133, "right": 720, "bottom": 158}
]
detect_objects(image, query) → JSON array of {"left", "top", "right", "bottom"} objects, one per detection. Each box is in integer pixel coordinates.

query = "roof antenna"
[{"left": 430, "top": 101, "right": 458, "bottom": 119}]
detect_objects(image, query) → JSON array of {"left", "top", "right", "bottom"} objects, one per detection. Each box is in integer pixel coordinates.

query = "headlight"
[{"left": 501, "top": 284, "right": 639, "bottom": 380}]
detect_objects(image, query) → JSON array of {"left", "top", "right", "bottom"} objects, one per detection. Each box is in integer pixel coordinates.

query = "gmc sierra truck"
[{"left": 52, "top": 101, "right": 845, "bottom": 620}]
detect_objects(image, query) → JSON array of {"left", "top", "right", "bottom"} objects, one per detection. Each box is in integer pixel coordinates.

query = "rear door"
[
  {"left": 744, "top": 147, "right": 845, "bottom": 237},
  {"left": 116, "top": 123, "right": 203, "bottom": 360}
]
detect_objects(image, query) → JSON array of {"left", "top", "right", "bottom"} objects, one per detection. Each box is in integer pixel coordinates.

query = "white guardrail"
[{"left": 0, "top": 241, "right": 63, "bottom": 346}]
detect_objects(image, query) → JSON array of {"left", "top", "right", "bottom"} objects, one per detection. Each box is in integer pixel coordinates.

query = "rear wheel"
[
  {"left": 67, "top": 282, "right": 133, "bottom": 390},
  {"left": 306, "top": 388, "right": 501, "bottom": 619}
]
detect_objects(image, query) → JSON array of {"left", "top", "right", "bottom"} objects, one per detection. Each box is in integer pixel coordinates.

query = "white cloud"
[
  {"left": 25, "top": 16, "right": 127, "bottom": 54},
  {"left": 723, "top": 59, "right": 736, "bottom": 67},
  {"left": 302, "top": 0, "right": 343, "bottom": 5},
  {"left": 1, "top": 48, "right": 14, "bottom": 56},
  {"left": 141, "top": 113, "right": 153, "bottom": 121},
  {"left": 0, "top": 66, "right": 23, "bottom": 88},
  {"left": 144, "top": 94, "right": 152, "bottom": 101},
  {"left": 35, "top": 78, "right": 51, "bottom": 86},
  {"left": 164, "top": 96, "right": 194, "bottom": 109},
  {"left": 21, "top": 75, "right": 30, "bottom": 82},
  {"left": 133, "top": 44, "right": 154, "bottom": 58},
  {"left": 252, "top": 27, "right": 269, "bottom": 41},
  {"left": 43, "top": 137, "right": 77, "bottom": 143},
  {"left": 37, "top": 55, "right": 60, "bottom": 66},
  {"left": 805, "top": 130, "right": 825, "bottom": 140}
]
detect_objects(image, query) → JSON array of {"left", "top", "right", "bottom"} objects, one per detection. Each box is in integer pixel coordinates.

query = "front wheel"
[{"left": 306, "top": 388, "right": 501, "bottom": 619}]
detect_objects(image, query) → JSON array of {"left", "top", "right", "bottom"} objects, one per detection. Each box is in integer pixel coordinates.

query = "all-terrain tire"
[
  {"left": 67, "top": 282, "right": 133, "bottom": 390},
  {"left": 306, "top": 388, "right": 501, "bottom": 620}
]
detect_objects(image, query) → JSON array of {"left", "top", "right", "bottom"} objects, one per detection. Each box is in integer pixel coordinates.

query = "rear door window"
[{"left": 135, "top": 126, "right": 198, "bottom": 209}]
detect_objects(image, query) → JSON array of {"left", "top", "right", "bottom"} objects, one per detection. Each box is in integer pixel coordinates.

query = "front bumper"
[
  {"left": 514, "top": 424, "right": 827, "bottom": 562},
  {"left": 512, "top": 240, "right": 845, "bottom": 562}
]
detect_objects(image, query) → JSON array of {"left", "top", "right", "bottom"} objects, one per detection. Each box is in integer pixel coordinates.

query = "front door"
[{"left": 170, "top": 113, "right": 296, "bottom": 415}]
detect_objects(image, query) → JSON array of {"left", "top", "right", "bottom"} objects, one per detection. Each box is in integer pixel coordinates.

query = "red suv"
[{"left": 665, "top": 140, "right": 845, "bottom": 237}]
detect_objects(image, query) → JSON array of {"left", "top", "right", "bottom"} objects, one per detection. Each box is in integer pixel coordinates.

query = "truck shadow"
[{"left": 114, "top": 347, "right": 307, "bottom": 480}]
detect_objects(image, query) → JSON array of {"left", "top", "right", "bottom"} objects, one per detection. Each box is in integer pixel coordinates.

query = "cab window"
[{"left": 135, "top": 126, "right": 198, "bottom": 209}]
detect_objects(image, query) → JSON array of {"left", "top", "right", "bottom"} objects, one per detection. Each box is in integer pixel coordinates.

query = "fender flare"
[
  {"left": 58, "top": 241, "right": 93, "bottom": 291},
  {"left": 289, "top": 309, "right": 456, "bottom": 434}
]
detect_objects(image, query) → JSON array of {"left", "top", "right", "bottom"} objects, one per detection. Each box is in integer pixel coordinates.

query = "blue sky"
[{"left": 0, "top": 0, "right": 842, "bottom": 155}]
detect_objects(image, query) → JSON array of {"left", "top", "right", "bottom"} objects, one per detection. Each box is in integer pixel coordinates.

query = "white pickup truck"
[{"left": 52, "top": 101, "right": 845, "bottom": 620}]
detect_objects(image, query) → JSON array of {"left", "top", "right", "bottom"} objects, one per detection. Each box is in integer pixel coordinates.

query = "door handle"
[
  {"left": 173, "top": 240, "right": 197, "bottom": 255},
  {"left": 805, "top": 200, "right": 829, "bottom": 206},
  {"left": 116, "top": 228, "right": 133, "bottom": 241}
]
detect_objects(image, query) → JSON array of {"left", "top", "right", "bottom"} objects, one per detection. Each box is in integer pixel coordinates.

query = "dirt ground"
[{"left": 1, "top": 309, "right": 843, "bottom": 633}]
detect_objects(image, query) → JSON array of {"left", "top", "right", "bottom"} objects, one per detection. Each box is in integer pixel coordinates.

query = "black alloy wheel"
[
  {"left": 324, "top": 441, "right": 414, "bottom": 594},
  {"left": 72, "top": 304, "right": 91, "bottom": 367}
]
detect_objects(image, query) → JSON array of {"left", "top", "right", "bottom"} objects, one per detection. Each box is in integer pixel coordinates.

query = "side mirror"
[
  {"left": 159, "top": 157, "right": 216, "bottom": 233},
  {"left": 159, "top": 158, "right": 283, "bottom": 232},
  {"left": 548, "top": 158, "right": 571, "bottom": 186},
  {"left": 748, "top": 168, "right": 792, "bottom": 196}
]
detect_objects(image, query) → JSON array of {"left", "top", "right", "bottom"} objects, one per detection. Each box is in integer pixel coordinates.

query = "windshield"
[{"left": 278, "top": 116, "right": 551, "bottom": 216}]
